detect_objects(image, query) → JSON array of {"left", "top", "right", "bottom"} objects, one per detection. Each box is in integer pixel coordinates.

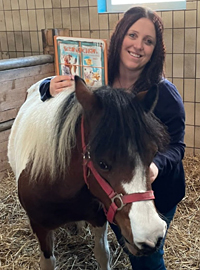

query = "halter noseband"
[{"left": 81, "top": 117, "right": 155, "bottom": 223}]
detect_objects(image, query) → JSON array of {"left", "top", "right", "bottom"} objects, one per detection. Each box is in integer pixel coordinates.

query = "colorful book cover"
[{"left": 54, "top": 36, "right": 108, "bottom": 87}]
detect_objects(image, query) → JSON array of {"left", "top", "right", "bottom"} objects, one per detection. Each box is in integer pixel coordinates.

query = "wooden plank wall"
[{"left": 0, "top": 62, "right": 55, "bottom": 179}]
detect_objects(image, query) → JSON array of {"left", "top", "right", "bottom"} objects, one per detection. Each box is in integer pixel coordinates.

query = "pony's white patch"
[
  {"left": 92, "top": 223, "right": 111, "bottom": 270},
  {"left": 7, "top": 78, "right": 81, "bottom": 182},
  {"left": 122, "top": 156, "right": 166, "bottom": 249},
  {"left": 40, "top": 252, "right": 56, "bottom": 270}
]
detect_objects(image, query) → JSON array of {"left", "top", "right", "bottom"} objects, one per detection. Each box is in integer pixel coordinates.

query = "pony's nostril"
[
  {"left": 142, "top": 242, "right": 154, "bottom": 249},
  {"left": 156, "top": 237, "right": 163, "bottom": 248},
  {"left": 140, "top": 243, "right": 156, "bottom": 255},
  {"left": 138, "top": 237, "right": 164, "bottom": 256}
]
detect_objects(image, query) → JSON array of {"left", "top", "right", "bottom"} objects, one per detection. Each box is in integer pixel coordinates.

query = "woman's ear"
[{"left": 136, "top": 84, "right": 159, "bottom": 113}]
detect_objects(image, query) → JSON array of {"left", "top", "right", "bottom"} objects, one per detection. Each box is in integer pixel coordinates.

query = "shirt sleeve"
[
  {"left": 153, "top": 80, "right": 185, "bottom": 177},
  {"left": 39, "top": 77, "right": 52, "bottom": 102}
]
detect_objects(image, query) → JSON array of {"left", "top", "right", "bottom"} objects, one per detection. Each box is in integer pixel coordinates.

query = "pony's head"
[{"left": 74, "top": 76, "right": 168, "bottom": 256}]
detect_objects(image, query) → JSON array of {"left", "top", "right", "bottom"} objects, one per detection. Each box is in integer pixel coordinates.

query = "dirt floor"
[{"left": 0, "top": 155, "right": 199, "bottom": 270}]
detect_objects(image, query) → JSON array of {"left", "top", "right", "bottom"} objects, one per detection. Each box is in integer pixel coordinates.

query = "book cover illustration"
[{"left": 54, "top": 36, "right": 107, "bottom": 87}]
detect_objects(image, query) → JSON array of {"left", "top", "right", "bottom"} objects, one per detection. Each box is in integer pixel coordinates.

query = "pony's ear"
[
  {"left": 74, "top": 75, "right": 97, "bottom": 111},
  {"left": 136, "top": 84, "right": 159, "bottom": 113}
]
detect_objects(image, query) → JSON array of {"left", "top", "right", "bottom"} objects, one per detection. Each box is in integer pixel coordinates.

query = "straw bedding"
[{"left": 0, "top": 155, "right": 199, "bottom": 270}]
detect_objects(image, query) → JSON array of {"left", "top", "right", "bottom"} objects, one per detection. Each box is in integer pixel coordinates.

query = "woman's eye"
[
  {"left": 128, "top": 33, "right": 136, "bottom": 39},
  {"left": 99, "top": 161, "right": 110, "bottom": 171},
  {"left": 145, "top": 39, "right": 153, "bottom": 45}
]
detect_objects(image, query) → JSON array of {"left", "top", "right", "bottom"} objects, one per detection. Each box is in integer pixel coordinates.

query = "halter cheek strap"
[{"left": 81, "top": 117, "right": 155, "bottom": 223}]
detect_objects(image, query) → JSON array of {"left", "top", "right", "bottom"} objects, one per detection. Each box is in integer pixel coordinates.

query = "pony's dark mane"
[
  {"left": 54, "top": 85, "right": 168, "bottom": 176},
  {"left": 90, "top": 86, "right": 168, "bottom": 165}
]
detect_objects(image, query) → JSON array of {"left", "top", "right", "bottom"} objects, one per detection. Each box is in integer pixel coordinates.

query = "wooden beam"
[{"left": 0, "top": 119, "right": 14, "bottom": 132}]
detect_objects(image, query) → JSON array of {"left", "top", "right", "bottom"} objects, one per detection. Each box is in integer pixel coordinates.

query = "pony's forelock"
[{"left": 89, "top": 87, "right": 168, "bottom": 166}]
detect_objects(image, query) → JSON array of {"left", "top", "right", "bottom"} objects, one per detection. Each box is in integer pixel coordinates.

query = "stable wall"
[
  {"left": 0, "top": 0, "right": 200, "bottom": 155},
  {"left": 0, "top": 55, "right": 54, "bottom": 179}
]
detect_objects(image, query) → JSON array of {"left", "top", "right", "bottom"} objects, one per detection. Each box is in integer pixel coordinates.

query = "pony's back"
[{"left": 7, "top": 79, "right": 76, "bottom": 181}]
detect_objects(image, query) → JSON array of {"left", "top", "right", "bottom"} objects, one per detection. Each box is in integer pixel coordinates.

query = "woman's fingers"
[
  {"left": 55, "top": 80, "right": 73, "bottom": 90},
  {"left": 50, "top": 75, "right": 74, "bottom": 96},
  {"left": 53, "top": 75, "right": 74, "bottom": 83},
  {"left": 149, "top": 162, "right": 159, "bottom": 183}
]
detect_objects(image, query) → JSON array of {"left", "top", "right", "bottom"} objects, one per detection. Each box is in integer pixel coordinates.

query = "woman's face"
[{"left": 120, "top": 18, "right": 156, "bottom": 75}]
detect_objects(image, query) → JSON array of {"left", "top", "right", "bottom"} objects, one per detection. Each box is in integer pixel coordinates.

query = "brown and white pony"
[{"left": 8, "top": 76, "right": 168, "bottom": 270}]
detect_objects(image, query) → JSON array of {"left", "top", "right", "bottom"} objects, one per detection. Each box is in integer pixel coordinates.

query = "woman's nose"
[{"left": 133, "top": 39, "right": 143, "bottom": 51}]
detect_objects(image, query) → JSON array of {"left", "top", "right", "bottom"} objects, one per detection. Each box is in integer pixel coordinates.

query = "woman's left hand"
[
  {"left": 50, "top": 75, "right": 74, "bottom": 97},
  {"left": 149, "top": 162, "right": 159, "bottom": 183}
]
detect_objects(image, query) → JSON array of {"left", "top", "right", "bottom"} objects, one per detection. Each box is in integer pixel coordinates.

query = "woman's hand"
[
  {"left": 149, "top": 162, "right": 159, "bottom": 183},
  {"left": 50, "top": 75, "right": 74, "bottom": 97}
]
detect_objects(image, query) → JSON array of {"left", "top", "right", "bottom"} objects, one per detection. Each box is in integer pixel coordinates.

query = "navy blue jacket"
[
  {"left": 39, "top": 78, "right": 185, "bottom": 214},
  {"left": 152, "top": 79, "right": 185, "bottom": 213}
]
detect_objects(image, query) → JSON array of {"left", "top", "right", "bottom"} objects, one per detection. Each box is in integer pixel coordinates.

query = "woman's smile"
[{"left": 128, "top": 51, "right": 142, "bottom": 58}]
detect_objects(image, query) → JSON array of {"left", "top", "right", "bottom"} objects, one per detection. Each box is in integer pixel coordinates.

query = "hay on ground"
[{"left": 0, "top": 155, "right": 199, "bottom": 270}]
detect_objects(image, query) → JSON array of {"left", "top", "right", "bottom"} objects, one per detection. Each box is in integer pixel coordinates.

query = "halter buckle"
[{"left": 111, "top": 193, "right": 125, "bottom": 211}]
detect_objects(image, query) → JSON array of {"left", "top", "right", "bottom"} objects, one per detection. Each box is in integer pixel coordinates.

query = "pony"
[{"left": 8, "top": 76, "right": 168, "bottom": 270}]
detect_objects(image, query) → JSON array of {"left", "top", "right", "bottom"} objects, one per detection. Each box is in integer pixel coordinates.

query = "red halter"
[{"left": 81, "top": 117, "right": 155, "bottom": 223}]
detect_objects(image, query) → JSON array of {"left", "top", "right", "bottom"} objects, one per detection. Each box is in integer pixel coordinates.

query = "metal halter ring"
[{"left": 111, "top": 193, "right": 125, "bottom": 211}]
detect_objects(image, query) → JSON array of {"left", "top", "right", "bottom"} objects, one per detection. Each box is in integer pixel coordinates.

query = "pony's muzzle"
[
  {"left": 125, "top": 235, "right": 164, "bottom": 256},
  {"left": 124, "top": 217, "right": 167, "bottom": 256},
  {"left": 138, "top": 236, "right": 164, "bottom": 255}
]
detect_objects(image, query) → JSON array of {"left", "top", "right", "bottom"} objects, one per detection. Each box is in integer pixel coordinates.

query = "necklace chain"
[{"left": 118, "top": 78, "right": 133, "bottom": 91}]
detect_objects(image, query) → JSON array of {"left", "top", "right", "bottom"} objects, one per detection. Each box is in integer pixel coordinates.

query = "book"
[{"left": 54, "top": 36, "right": 108, "bottom": 87}]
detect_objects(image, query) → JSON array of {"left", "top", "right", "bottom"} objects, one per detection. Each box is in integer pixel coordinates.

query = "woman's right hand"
[{"left": 50, "top": 75, "right": 74, "bottom": 97}]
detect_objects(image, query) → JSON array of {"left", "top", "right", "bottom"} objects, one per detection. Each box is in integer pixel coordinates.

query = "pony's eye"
[{"left": 99, "top": 161, "right": 110, "bottom": 171}]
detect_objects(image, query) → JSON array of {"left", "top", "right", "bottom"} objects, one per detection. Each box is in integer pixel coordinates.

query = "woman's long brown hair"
[{"left": 108, "top": 6, "right": 166, "bottom": 93}]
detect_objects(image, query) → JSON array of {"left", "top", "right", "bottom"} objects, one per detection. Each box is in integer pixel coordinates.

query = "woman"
[{"left": 39, "top": 7, "right": 185, "bottom": 270}]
